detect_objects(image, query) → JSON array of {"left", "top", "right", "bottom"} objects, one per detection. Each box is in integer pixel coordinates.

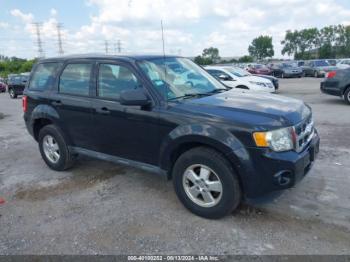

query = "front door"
[{"left": 92, "top": 62, "right": 160, "bottom": 165}]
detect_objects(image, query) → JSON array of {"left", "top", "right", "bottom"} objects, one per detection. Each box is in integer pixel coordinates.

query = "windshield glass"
[
  {"left": 138, "top": 57, "right": 226, "bottom": 100},
  {"left": 315, "top": 60, "right": 329, "bottom": 67},
  {"left": 229, "top": 67, "right": 251, "bottom": 77}
]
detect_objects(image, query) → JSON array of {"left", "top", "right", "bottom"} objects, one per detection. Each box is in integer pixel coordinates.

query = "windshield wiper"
[
  {"left": 168, "top": 89, "right": 227, "bottom": 101},
  {"left": 168, "top": 93, "right": 209, "bottom": 101}
]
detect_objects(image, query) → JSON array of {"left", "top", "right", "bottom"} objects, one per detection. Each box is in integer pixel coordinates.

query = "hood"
[{"left": 174, "top": 90, "right": 311, "bottom": 129}]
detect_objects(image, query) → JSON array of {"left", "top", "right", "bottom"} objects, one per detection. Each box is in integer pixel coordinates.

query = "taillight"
[
  {"left": 22, "top": 96, "right": 27, "bottom": 112},
  {"left": 326, "top": 71, "right": 336, "bottom": 78}
]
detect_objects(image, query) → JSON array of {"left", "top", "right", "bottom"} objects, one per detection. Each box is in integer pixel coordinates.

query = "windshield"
[
  {"left": 138, "top": 57, "right": 226, "bottom": 100},
  {"left": 230, "top": 67, "right": 251, "bottom": 77},
  {"left": 315, "top": 60, "right": 329, "bottom": 67}
]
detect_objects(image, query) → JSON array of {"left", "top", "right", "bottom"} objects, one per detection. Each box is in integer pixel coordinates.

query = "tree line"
[
  {"left": 0, "top": 56, "right": 37, "bottom": 78},
  {"left": 281, "top": 24, "right": 350, "bottom": 59},
  {"left": 194, "top": 24, "right": 350, "bottom": 65}
]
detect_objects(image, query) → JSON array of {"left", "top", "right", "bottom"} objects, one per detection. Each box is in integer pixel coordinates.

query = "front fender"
[{"left": 159, "top": 124, "right": 249, "bottom": 170}]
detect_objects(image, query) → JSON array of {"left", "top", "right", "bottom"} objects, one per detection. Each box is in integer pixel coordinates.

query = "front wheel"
[
  {"left": 172, "top": 147, "right": 242, "bottom": 219},
  {"left": 9, "top": 89, "right": 17, "bottom": 99}
]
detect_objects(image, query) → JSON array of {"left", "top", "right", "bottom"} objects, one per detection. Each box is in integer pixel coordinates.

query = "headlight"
[
  {"left": 253, "top": 127, "right": 294, "bottom": 152},
  {"left": 249, "top": 81, "right": 266, "bottom": 87}
]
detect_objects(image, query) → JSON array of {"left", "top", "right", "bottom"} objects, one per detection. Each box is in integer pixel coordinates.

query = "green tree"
[
  {"left": 193, "top": 55, "right": 212, "bottom": 65},
  {"left": 238, "top": 55, "right": 254, "bottom": 63},
  {"left": 248, "top": 35, "right": 274, "bottom": 60},
  {"left": 202, "top": 47, "right": 221, "bottom": 63}
]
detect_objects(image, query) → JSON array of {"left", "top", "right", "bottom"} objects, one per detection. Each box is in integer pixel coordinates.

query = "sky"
[{"left": 1, "top": 0, "right": 350, "bottom": 59}]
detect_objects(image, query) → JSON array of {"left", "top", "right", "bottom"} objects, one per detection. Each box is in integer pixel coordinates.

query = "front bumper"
[{"left": 236, "top": 131, "right": 320, "bottom": 198}]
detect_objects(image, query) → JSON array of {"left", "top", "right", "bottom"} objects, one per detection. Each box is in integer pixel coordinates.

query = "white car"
[
  {"left": 205, "top": 66, "right": 275, "bottom": 93},
  {"left": 336, "top": 59, "right": 350, "bottom": 69}
]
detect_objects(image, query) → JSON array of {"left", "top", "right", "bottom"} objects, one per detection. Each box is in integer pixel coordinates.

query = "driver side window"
[{"left": 98, "top": 64, "right": 140, "bottom": 100}]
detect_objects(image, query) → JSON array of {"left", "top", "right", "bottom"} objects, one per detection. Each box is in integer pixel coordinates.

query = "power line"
[
  {"left": 117, "top": 39, "right": 122, "bottom": 53},
  {"left": 105, "top": 40, "right": 109, "bottom": 54},
  {"left": 32, "top": 22, "right": 44, "bottom": 58},
  {"left": 56, "top": 23, "right": 64, "bottom": 55}
]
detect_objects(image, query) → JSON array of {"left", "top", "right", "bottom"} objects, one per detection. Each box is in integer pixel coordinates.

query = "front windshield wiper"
[{"left": 168, "top": 88, "right": 228, "bottom": 101}]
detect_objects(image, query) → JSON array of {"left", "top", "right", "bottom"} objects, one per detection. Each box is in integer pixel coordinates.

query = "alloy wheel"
[
  {"left": 42, "top": 135, "right": 60, "bottom": 164},
  {"left": 182, "top": 164, "right": 223, "bottom": 208}
]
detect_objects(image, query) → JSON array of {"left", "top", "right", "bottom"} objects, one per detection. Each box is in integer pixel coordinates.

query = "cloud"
[
  {"left": 10, "top": 9, "right": 34, "bottom": 23},
  {"left": 4, "top": 0, "right": 350, "bottom": 58},
  {"left": 0, "top": 22, "right": 9, "bottom": 29}
]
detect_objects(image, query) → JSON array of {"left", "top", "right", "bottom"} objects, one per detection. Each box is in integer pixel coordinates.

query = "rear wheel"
[
  {"left": 344, "top": 88, "right": 350, "bottom": 105},
  {"left": 38, "top": 124, "right": 76, "bottom": 171},
  {"left": 172, "top": 147, "right": 242, "bottom": 219},
  {"left": 9, "top": 89, "right": 17, "bottom": 99}
]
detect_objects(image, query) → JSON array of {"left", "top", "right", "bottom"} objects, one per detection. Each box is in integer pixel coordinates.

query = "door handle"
[
  {"left": 96, "top": 107, "right": 110, "bottom": 115},
  {"left": 52, "top": 100, "right": 62, "bottom": 106}
]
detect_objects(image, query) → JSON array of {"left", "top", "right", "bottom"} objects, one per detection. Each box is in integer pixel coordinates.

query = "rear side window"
[
  {"left": 98, "top": 64, "right": 140, "bottom": 100},
  {"left": 59, "top": 63, "right": 92, "bottom": 96},
  {"left": 29, "top": 63, "right": 62, "bottom": 90}
]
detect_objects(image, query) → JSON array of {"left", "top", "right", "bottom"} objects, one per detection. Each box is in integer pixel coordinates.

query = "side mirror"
[
  {"left": 120, "top": 89, "right": 151, "bottom": 106},
  {"left": 218, "top": 74, "right": 231, "bottom": 81}
]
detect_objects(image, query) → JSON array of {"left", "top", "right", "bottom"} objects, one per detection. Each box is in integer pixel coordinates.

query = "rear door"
[
  {"left": 91, "top": 61, "right": 160, "bottom": 164},
  {"left": 50, "top": 61, "right": 96, "bottom": 150}
]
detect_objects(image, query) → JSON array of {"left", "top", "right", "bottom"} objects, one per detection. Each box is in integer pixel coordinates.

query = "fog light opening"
[{"left": 274, "top": 170, "right": 292, "bottom": 186}]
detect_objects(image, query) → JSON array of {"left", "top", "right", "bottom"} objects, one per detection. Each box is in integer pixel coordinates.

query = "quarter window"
[
  {"left": 29, "top": 63, "right": 62, "bottom": 90},
  {"left": 59, "top": 63, "right": 92, "bottom": 96},
  {"left": 98, "top": 64, "right": 140, "bottom": 100}
]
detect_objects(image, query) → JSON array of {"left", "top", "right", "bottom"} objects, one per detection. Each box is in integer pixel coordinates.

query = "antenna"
[{"left": 161, "top": 20, "right": 168, "bottom": 104}]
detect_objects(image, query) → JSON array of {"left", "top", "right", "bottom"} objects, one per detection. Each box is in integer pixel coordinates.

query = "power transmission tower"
[
  {"left": 105, "top": 40, "right": 109, "bottom": 54},
  {"left": 32, "top": 23, "right": 44, "bottom": 58},
  {"left": 117, "top": 40, "right": 121, "bottom": 53},
  {"left": 56, "top": 23, "right": 64, "bottom": 55}
]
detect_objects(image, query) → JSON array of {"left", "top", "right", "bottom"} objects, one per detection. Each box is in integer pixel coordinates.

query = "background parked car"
[
  {"left": 302, "top": 60, "right": 337, "bottom": 77},
  {"left": 246, "top": 64, "right": 272, "bottom": 75},
  {"left": 7, "top": 73, "right": 29, "bottom": 98},
  {"left": 326, "top": 59, "right": 337, "bottom": 66},
  {"left": 269, "top": 63, "right": 302, "bottom": 78},
  {"left": 321, "top": 68, "right": 350, "bottom": 104},
  {"left": 254, "top": 74, "right": 279, "bottom": 89},
  {"left": 336, "top": 58, "right": 350, "bottom": 69},
  {"left": 205, "top": 66, "right": 275, "bottom": 93},
  {"left": 0, "top": 82, "right": 7, "bottom": 92}
]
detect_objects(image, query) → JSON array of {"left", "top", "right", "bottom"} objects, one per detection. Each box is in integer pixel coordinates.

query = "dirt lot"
[{"left": 1, "top": 78, "right": 350, "bottom": 255}]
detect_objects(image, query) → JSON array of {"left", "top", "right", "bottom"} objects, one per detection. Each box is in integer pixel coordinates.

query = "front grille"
[{"left": 294, "top": 115, "right": 314, "bottom": 152}]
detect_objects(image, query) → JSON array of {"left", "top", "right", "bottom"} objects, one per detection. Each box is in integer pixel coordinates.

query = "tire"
[
  {"left": 9, "top": 89, "right": 17, "bottom": 99},
  {"left": 302, "top": 72, "right": 306, "bottom": 77},
  {"left": 344, "top": 87, "right": 350, "bottom": 105},
  {"left": 38, "top": 124, "right": 76, "bottom": 171},
  {"left": 172, "top": 147, "right": 242, "bottom": 219},
  {"left": 314, "top": 71, "right": 319, "bottom": 78}
]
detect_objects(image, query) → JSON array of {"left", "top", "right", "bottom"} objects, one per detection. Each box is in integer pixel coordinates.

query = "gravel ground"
[{"left": 0, "top": 77, "right": 350, "bottom": 255}]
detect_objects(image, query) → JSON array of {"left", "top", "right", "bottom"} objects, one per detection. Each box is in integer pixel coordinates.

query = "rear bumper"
[
  {"left": 320, "top": 81, "right": 342, "bottom": 97},
  {"left": 8, "top": 86, "right": 25, "bottom": 95},
  {"left": 234, "top": 131, "right": 320, "bottom": 198}
]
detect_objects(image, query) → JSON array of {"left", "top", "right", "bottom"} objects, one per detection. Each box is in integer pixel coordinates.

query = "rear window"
[
  {"left": 29, "top": 63, "right": 62, "bottom": 90},
  {"left": 59, "top": 63, "right": 92, "bottom": 96}
]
